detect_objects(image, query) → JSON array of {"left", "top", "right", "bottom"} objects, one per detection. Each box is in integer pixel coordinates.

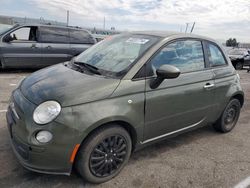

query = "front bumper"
[{"left": 6, "top": 89, "right": 76, "bottom": 175}]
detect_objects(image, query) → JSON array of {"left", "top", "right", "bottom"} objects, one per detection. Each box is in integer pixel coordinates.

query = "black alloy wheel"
[
  {"left": 75, "top": 125, "right": 132, "bottom": 184},
  {"left": 223, "top": 104, "right": 237, "bottom": 130},
  {"left": 213, "top": 99, "right": 241, "bottom": 133},
  {"left": 89, "top": 135, "right": 127, "bottom": 177}
]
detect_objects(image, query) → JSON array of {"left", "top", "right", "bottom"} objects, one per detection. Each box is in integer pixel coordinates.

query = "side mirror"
[
  {"left": 156, "top": 64, "right": 181, "bottom": 79},
  {"left": 3, "top": 34, "right": 13, "bottom": 43},
  {"left": 150, "top": 65, "right": 180, "bottom": 89}
]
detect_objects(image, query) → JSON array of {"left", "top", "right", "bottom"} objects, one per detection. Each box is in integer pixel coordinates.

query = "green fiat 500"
[{"left": 6, "top": 31, "right": 244, "bottom": 183}]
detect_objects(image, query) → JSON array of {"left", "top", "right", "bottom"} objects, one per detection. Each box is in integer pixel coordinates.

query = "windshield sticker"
[{"left": 126, "top": 38, "right": 149, "bottom": 44}]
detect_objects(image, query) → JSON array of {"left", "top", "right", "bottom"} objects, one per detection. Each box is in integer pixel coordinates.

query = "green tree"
[{"left": 226, "top": 38, "right": 239, "bottom": 47}]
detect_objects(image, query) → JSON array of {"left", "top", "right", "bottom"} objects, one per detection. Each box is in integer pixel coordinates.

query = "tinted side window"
[
  {"left": 207, "top": 43, "right": 227, "bottom": 66},
  {"left": 40, "top": 27, "right": 69, "bottom": 43},
  {"left": 69, "top": 29, "right": 95, "bottom": 44},
  {"left": 149, "top": 40, "right": 205, "bottom": 75}
]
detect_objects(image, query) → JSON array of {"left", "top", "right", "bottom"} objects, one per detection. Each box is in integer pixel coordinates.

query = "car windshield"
[
  {"left": 74, "top": 34, "right": 160, "bottom": 78},
  {"left": 0, "top": 24, "right": 16, "bottom": 36}
]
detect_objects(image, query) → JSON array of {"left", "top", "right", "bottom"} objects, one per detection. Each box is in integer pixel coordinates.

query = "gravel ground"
[{"left": 0, "top": 68, "right": 250, "bottom": 188}]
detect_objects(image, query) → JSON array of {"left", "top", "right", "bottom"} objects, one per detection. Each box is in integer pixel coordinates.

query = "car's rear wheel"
[
  {"left": 75, "top": 125, "right": 132, "bottom": 184},
  {"left": 234, "top": 61, "right": 243, "bottom": 70},
  {"left": 213, "top": 99, "right": 241, "bottom": 133}
]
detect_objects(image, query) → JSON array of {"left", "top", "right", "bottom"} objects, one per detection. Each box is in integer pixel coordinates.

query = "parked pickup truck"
[
  {"left": 0, "top": 24, "right": 96, "bottom": 69},
  {"left": 228, "top": 48, "right": 250, "bottom": 70}
]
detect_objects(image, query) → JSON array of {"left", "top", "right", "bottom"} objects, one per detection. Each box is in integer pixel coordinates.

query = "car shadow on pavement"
[{"left": 0, "top": 68, "right": 37, "bottom": 74}]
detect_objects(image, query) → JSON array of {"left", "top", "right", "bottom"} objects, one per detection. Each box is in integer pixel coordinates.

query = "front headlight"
[{"left": 33, "top": 101, "right": 61, "bottom": 125}]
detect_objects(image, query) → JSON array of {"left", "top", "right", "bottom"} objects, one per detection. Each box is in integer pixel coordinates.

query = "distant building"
[
  {"left": 89, "top": 27, "right": 120, "bottom": 35},
  {"left": 222, "top": 43, "right": 250, "bottom": 49},
  {"left": 238, "top": 43, "right": 250, "bottom": 49}
]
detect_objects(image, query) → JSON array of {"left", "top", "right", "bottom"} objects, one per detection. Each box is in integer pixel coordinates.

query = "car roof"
[
  {"left": 14, "top": 23, "right": 90, "bottom": 32},
  {"left": 131, "top": 30, "right": 218, "bottom": 43}
]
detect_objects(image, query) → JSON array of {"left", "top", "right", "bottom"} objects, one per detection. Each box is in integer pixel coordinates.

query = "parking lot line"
[{"left": 235, "top": 176, "right": 250, "bottom": 188}]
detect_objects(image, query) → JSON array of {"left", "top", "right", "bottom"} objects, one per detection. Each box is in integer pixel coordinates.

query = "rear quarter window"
[
  {"left": 69, "top": 29, "right": 95, "bottom": 44},
  {"left": 207, "top": 43, "right": 227, "bottom": 67}
]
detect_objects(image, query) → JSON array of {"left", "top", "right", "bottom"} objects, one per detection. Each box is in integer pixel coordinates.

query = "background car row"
[
  {"left": 0, "top": 24, "right": 96, "bottom": 69},
  {"left": 227, "top": 48, "right": 250, "bottom": 70}
]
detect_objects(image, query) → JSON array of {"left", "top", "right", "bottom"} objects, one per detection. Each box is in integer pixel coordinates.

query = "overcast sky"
[{"left": 1, "top": 0, "right": 250, "bottom": 42}]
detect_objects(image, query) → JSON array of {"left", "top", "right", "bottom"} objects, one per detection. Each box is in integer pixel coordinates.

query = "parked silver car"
[
  {"left": 0, "top": 24, "right": 96, "bottom": 69},
  {"left": 228, "top": 48, "right": 250, "bottom": 70}
]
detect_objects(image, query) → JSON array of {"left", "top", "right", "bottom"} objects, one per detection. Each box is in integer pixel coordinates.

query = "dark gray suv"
[{"left": 0, "top": 24, "right": 96, "bottom": 69}]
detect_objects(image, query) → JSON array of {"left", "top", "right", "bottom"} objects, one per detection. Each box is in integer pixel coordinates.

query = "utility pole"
[
  {"left": 190, "top": 22, "right": 195, "bottom": 33},
  {"left": 67, "top": 10, "right": 69, "bottom": 26},
  {"left": 185, "top": 23, "right": 189, "bottom": 33},
  {"left": 103, "top": 16, "right": 106, "bottom": 30}
]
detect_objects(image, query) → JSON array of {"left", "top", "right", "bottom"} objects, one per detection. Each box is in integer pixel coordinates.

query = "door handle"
[
  {"left": 204, "top": 83, "right": 215, "bottom": 89},
  {"left": 46, "top": 45, "right": 52, "bottom": 49}
]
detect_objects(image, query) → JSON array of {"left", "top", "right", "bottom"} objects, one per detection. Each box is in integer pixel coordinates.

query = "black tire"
[
  {"left": 234, "top": 61, "right": 243, "bottom": 70},
  {"left": 75, "top": 125, "right": 132, "bottom": 184},
  {"left": 213, "top": 99, "right": 241, "bottom": 133}
]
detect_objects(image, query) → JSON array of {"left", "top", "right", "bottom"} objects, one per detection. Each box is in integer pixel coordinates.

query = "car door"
[
  {"left": 39, "top": 26, "right": 71, "bottom": 67},
  {"left": 69, "top": 29, "right": 95, "bottom": 57},
  {"left": 1, "top": 26, "right": 42, "bottom": 68},
  {"left": 143, "top": 39, "right": 216, "bottom": 141}
]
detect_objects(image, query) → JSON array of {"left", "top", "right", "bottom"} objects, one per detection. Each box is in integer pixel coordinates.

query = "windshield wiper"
[{"left": 74, "top": 61, "right": 101, "bottom": 75}]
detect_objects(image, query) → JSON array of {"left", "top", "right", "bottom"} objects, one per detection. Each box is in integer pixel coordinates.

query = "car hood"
[{"left": 20, "top": 63, "right": 120, "bottom": 107}]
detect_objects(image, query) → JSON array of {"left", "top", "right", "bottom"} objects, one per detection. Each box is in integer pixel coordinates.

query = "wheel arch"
[
  {"left": 231, "top": 92, "right": 244, "bottom": 107},
  {"left": 77, "top": 120, "right": 139, "bottom": 154}
]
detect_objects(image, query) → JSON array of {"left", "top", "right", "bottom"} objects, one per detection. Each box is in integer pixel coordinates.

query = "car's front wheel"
[
  {"left": 75, "top": 125, "right": 132, "bottom": 184},
  {"left": 213, "top": 99, "right": 241, "bottom": 133}
]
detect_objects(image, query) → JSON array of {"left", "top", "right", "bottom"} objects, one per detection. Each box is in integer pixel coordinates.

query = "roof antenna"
[{"left": 190, "top": 22, "right": 195, "bottom": 33}]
